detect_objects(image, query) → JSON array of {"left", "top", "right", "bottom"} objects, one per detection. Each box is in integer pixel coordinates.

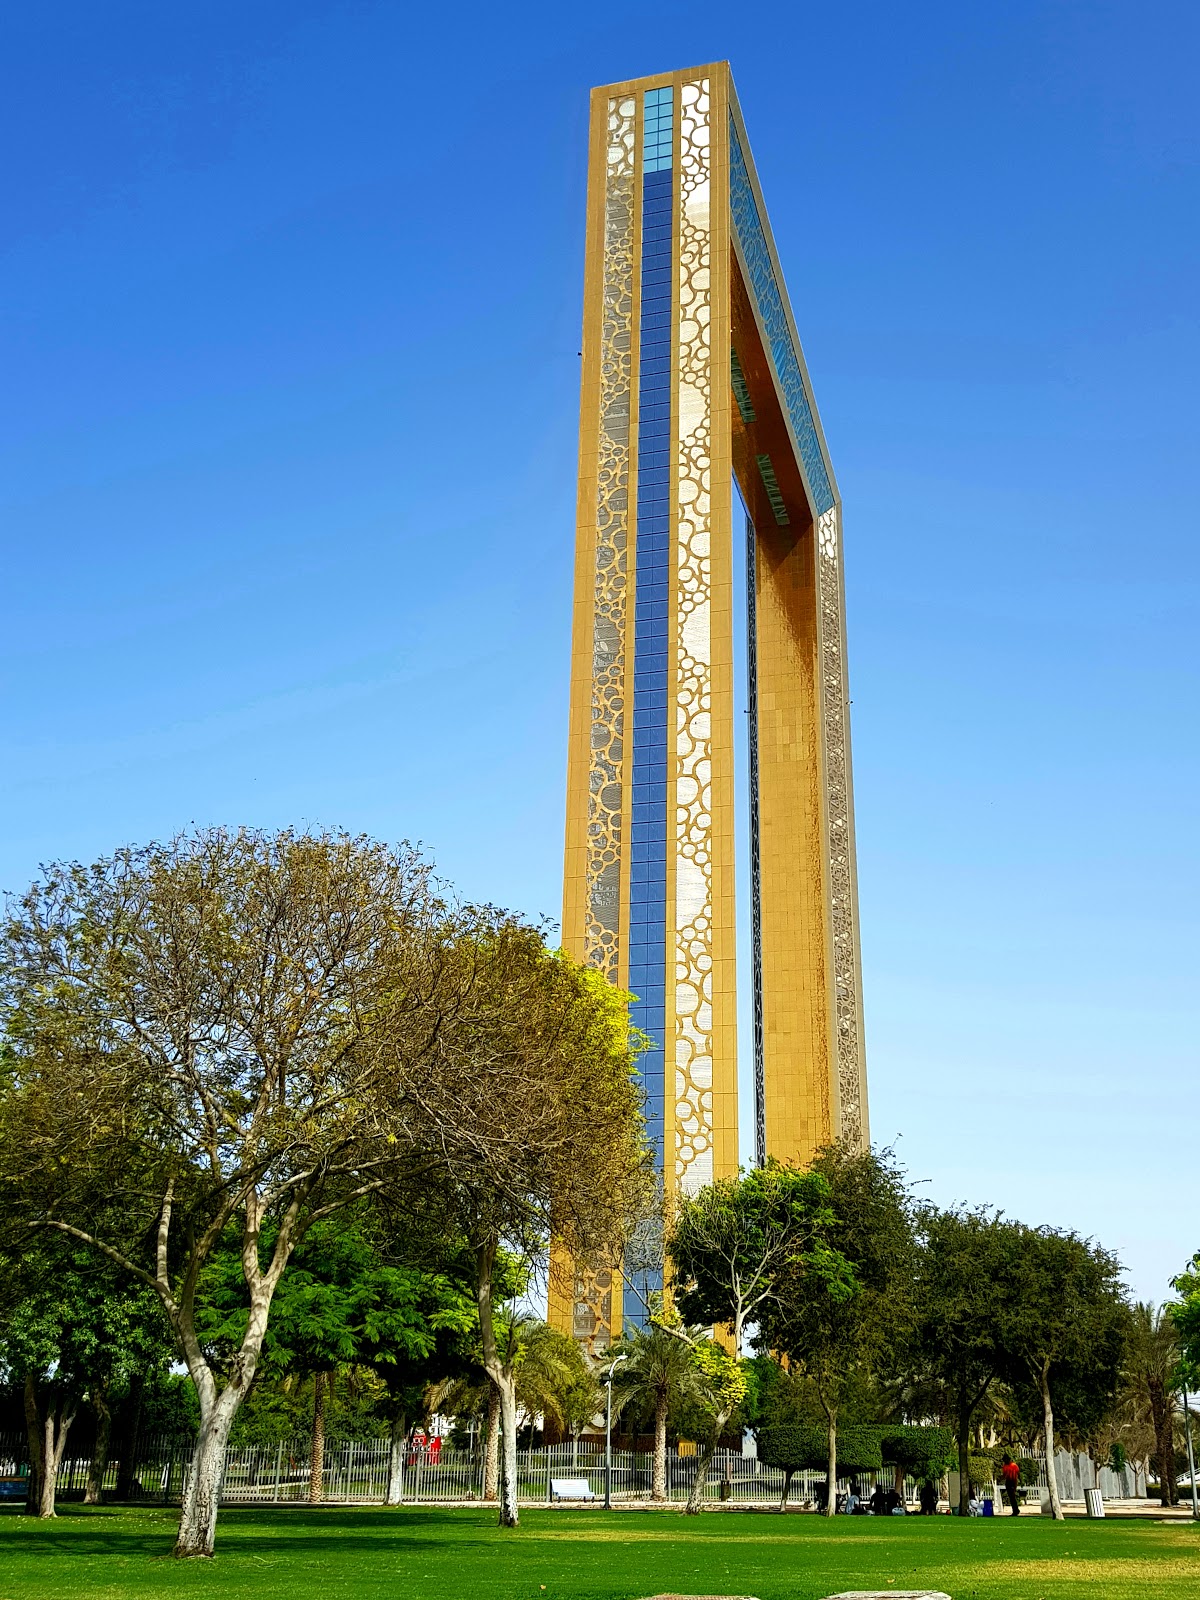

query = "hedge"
[
  {"left": 879, "top": 1425, "right": 956, "bottom": 1480},
  {"left": 757, "top": 1423, "right": 957, "bottom": 1481},
  {"left": 757, "top": 1425, "right": 883, "bottom": 1473}
]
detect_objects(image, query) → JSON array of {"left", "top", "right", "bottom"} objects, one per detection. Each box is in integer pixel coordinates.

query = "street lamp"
[{"left": 603, "top": 1351, "right": 629, "bottom": 1511}]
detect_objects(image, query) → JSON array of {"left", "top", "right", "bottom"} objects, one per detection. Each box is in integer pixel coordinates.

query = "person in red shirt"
[{"left": 1000, "top": 1454, "right": 1021, "bottom": 1515}]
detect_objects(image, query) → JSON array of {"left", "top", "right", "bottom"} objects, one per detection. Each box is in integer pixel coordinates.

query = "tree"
[
  {"left": 669, "top": 1161, "right": 850, "bottom": 1355},
  {"left": 665, "top": 1159, "right": 854, "bottom": 1513},
  {"left": 1124, "top": 1302, "right": 1181, "bottom": 1505},
  {"left": 757, "top": 1145, "right": 914, "bottom": 1516},
  {"left": 611, "top": 1323, "right": 705, "bottom": 1500},
  {"left": 911, "top": 1206, "right": 1023, "bottom": 1514},
  {"left": 396, "top": 920, "right": 652, "bottom": 1528},
  {"left": 757, "top": 1423, "right": 882, "bottom": 1509},
  {"left": 0, "top": 826, "right": 493, "bottom": 1557},
  {"left": 200, "top": 1207, "right": 478, "bottom": 1505},
  {"left": 996, "top": 1225, "right": 1128, "bottom": 1520},
  {"left": 1172, "top": 1255, "right": 1200, "bottom": 1370},
  {"left": 510, "top": 1320, "right": 597, "bottom": 1444},
  {"left": 0, "top": 1239, "right": 172, "bottom": 1516}
]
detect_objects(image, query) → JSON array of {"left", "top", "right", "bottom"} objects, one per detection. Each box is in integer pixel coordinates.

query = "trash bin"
[
  {"left": 982, "top": 1498, "right": 994, "bottom": 1516},
  {"left": 1085, "top": 1488, "right": 1105, "bottom": 1519}
]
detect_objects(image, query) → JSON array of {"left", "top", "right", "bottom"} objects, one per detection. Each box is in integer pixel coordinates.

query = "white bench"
[{"left": 550, "top": 1477, "right": 597, "bottom": 1502}]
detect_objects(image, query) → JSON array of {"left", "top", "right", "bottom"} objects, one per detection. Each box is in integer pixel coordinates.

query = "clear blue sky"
[{"left": 3, "top": 2, "right": 1196, "bottom": 1303}]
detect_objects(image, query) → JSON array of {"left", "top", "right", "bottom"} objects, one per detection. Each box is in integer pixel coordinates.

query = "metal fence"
[
  {"left": 219, "top": 1441, "right": 921, "bottom": 1507},
  {"left": 0, "top": 1430, "right": 1148, "bottom": 1508}
]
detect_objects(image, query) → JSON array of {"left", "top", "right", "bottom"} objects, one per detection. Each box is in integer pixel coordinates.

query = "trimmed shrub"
[
  {"left": 967, "top": 1452, "right": 997, "bottom": 1490},
  {"left": 880, "top": 1425, "right": 956, "bottom": 1480},
  {"left": 757, "top": 1425, "right": 882, "bottom": 1473}
]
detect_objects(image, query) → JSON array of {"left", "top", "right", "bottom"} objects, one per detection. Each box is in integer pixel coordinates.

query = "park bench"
[{"left": 550, "top": 1477, "right": 597, "bottom": 1503}]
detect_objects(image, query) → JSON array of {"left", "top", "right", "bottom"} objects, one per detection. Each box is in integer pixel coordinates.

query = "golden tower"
[{"left": 554, "top": 63, "right": 868, "bottom": 1350}]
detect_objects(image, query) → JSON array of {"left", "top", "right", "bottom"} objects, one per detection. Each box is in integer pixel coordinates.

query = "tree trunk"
[
  {"left": 114, "top": 1371, "right": 145, "bottom": 1500},
  {"left": 85, "top": 1384, "right": 113, "bottom": 1505},
  {"left": 484, "top": 1385, "right": 501, "bottom": 1502},
  {"left": 41, "top": 1403, "right": 77, "bottom": 1518},
  {"left": 22, "top": 1372, "right": 44, "bottom": 1517},
  {"left": 1040, "top": 1365, "right": 1064, "bottom": 1521},
  {"left": 22, "top": 1375, "right": 76, "bottom": 1521},
  {"left": 308, "top": 1372, "right": 329, "bottom": 1504},
  {"left": 496, "top": 1372, "right": 519, "bottom": 1528},
  {"left": 653, "top": 1392, "right": 668, "bottom": 1502},
  {"left": 385, "top": 1412, "right": 407, "bottom": 1506},
  {"left": 1148, "top": 1378, "right": 1181, "bottom": 1506},
  {"left": 823, "top": 1410, "right": 838, "bottom": 1518},
  {"left": 172, "top": 1382, "right": 246, "bottom": 1558},
  {"left": 779, "top": 1468, "right": 793, "bottom": 1512},
  {"left": 1166, "top": 1424, "right": 1180, "bottom": 1507},
  {"left": 475, "top": 1238, "right": 518, "bottom": 1527},
  {"left": 957, "top": 1395, "right": 972, "bottom": 1517},
  {"left": 684, "top": 1434, "right": 719, "bottom": 1514}
]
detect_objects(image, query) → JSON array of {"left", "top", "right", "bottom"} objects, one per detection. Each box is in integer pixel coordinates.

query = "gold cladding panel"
[{"left": 752, "top": 518, "right": 835, "bottom": 1166}]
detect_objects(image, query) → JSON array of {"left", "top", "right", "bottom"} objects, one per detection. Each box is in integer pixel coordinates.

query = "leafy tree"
[
  {"left": 0, "top": 827, "right": 523, "bottom": 1557},
  {"left": 610, "top": 1323, "right": 706, "bottom": 1500},
  {"left": 996, "top": 1225, "right": 1128, "bottom": 1519},
  {"left": 758, "top": 1145, "right": 914, "bottom": 1516},
  {"left": 510, "top": 1319, "right": 597, "bottom": 1444},
  {"left": 911, "top": 1206, "right": 1023, "bottom": 1514},
  {"left": 407, "top": 921, "right": 652, "bottom": 1527},
  {"left": 757, "top": 1422, "right": 882, "bottom": 1508},
  {"left": 654, "top": 1335, "right": 750, "bottom": 1513},
  {"left": 1171, "top": 1254, "right": 1200, "bottom": 1386},
  {"left": 199, "top": 1208, "right": 477, "bottom": 1504},
  {"left": 665, "top": 1159, "right": 854, "bottom": 1513},
  {"left": 0, "top": 1239, "right": 172, "bottom": 1516},
  {"left": 1123, "top": 1302, "right": 1182, "bottom": 1505},
  {"left": 669, "top": 1160, "right": 850, "bottom": 1353}
]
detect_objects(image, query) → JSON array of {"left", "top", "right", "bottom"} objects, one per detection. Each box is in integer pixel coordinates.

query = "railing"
[
  {"left": 0, "top": 1433, "right": 923, "bottom": 1508},
  {"left": 218, "top": 1442, "right": 924, "bottom": 1507},
  {"left": 0, "top": 1430, "right": 1147, "bottom": 1508}
]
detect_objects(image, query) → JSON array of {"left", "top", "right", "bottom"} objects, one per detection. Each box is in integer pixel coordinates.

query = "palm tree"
[
  {"left": 611, "top": 1324, "right": 702, "bottom": 1502},
  {"left": 512, "top": 1319, "right": 598, "bottom": 1441},
  {"left": 438, "top": 1317, "right": 598, "bottom": 1496},
  {"left": 1125, "top": 1303, "right": 1181, "bottom": 1505}
]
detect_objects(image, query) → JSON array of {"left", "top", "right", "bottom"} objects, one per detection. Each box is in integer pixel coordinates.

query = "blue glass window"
[
  {"left": 625, "top": 86, "right": 676, "bottom": 1333},
  {"left": 728, "top": 121, "right": 834, "bottom": 514},
  {"left": 642, "top": 85, "right": 674, "bottom": 174}
]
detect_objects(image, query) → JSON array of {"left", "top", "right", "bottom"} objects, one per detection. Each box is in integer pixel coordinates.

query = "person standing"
[{"left": 1001, "top": 1454, "right": 1021, "bottom": 1516}]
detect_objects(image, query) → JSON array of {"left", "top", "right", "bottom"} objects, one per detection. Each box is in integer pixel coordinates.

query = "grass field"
[{"left": 1, "top": 1505, "right": 1198, "bottom": 1600}]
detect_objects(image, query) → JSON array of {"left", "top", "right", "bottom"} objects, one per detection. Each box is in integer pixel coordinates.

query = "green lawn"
[{"left": 1, "top": 1505, "right": 1198, "bottom": 1600}]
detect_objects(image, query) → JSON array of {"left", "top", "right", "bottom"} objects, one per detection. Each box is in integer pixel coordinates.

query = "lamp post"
[{"left": 603, "top": 1352, "right": 629, "bottom": 1511}]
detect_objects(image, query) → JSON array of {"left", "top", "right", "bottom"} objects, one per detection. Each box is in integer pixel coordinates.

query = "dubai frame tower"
[{"left": 553, "top": 63, "right": 868, "bottom": 1350}]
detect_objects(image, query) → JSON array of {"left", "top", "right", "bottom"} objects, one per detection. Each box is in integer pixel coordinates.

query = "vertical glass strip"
[
  {"left": 624, "top": 85, "right": 674, "bottom": 1331},
  {"left": 728, "top": 119, "right": 835, "bottom": 515}
]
